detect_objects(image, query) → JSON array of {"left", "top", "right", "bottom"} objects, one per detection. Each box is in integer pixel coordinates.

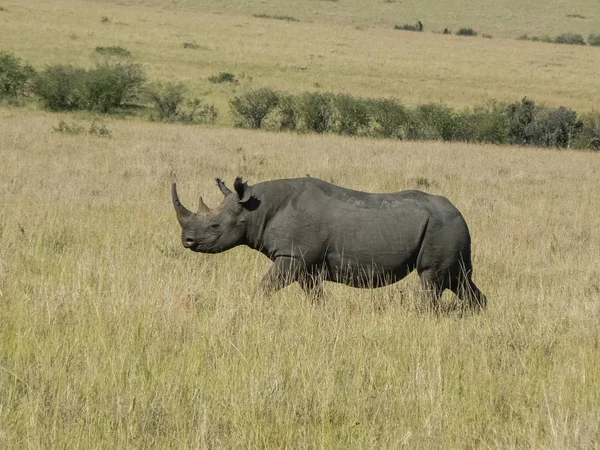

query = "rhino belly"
[{"left": 325, "top": 251, "right": 417, "bottom": 288}]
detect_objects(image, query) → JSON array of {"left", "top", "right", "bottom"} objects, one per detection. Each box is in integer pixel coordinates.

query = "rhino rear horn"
[
  {"left": 215, "top": 178, "right": 233, "bottom": 196},
  {"left": 171, "top": 183, "right": 193, "bottom": 223},
  {"left": 197, "top": 196, "right": 211, "bottom": 215},
  {"left": 234, "top": 177, "right": 252, "bottom": 203}
]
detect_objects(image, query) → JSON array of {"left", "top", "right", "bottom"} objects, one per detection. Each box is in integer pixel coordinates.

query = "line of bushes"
[
  {"left": 0, "top": 50, "right": 217, "bottom": 123},
  {"left": 230, "top": 89, "right": 600, "bottom": 150},
  {"left": 2, "top": 51, "right": 599, "bottom": 150},
  {"left": 518, "top": 32, "right": 600, "bottom": 46}
]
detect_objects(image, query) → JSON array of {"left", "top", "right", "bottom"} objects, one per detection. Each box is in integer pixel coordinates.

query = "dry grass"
[
  {"left": 98, "top": 0, "right": 600, "bottom": 40},
  {"left": 0, "top": 0, "right": 599, "bottom": 118},
  {"left": 0, "top": 109, "right": 599, "bottom": 447}
]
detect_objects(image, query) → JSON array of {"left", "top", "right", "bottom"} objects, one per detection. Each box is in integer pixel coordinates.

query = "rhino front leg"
[{"left": 258, "top": 256, "right": 303, "bottom": 296}]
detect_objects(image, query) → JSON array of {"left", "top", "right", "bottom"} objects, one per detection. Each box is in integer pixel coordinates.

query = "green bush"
[
  {"left": 33, "top": 65, "right": 89, "bottom": 111},
  {"left": 230, "top": 88, "right": 279, "bottom": 129},
  {"left": 554, "top": 33, "right": 586, "bottom": 45},
  {"left": 34, "top": 61, "right": 145, "bottom": 112},
  {"left": 276, "top": 94, "right": 297, "bottom": 131},
  {"left": 367, "top": 98, "right": 409, "bottom": 138},
  {"left": 0, "top": 51, "right": 36, "bottom": 104},
  {"left": 394, "top": 21, "right": 423, "bottom": 32},
  {"left": 333, "top": 94, "right": 370, "bottom": 135},
  {"left": 147, "top": 82, "right": 186, "bottom": 121},
  {"left": 409, "top": 103, "right": 461, "bottom": 141},
  {"left": 575, "top": 111, "right": 600, "bottom": 150},
  {"left": 54, "top": 120, "right": 111, "bottom": 137},
  {"left": 94, "top": 46, "right": 131, "bottom": 57},
  {"left": 588, "top": 34, "right": 600, "bottom": 46},
  {"left": 297, "top": 92, "right": 334, "bottom": 133},
  {"left": 252, "top": 13, "right": 299, "bottom": 22},
  {"left": 86, "top": 61, "right": 145, "bottom": 113},
  {"left": 148, "top": 82, "right": 217, "bottom": 124},
  {"left": 461, "top": 101, "right": 510, "bottom": 144},
  {"left": 208, "top": 72, "right": 237, "bottom": 84},
  {"left": 456, "top": 28, "right": 477, "bottom": 36},
  {"left": 507, "top": 97, "right": 541, "bottom": 146},
  {"left": 538, "top": 106, "right": 582, "bottom": 148}
]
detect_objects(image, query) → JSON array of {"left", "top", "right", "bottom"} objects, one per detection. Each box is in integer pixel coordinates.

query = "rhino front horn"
[{"left": 171, "top": 183, "right": 193, "bottom": 223}]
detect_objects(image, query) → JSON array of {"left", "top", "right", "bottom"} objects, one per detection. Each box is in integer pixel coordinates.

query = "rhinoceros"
[{"left": 172, "top": 176, "right": 486, "bottom": 310}]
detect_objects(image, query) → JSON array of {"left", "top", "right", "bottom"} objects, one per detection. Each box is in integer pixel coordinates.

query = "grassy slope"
[
  {"left": 100, "top": 0, "right": 600, "bottom": 39},
  {"left": 0, "top": 110, "right": 599, "bottom": 447},
  {"left": 0, "top": 0, "right": 599, "bottom": 121}
]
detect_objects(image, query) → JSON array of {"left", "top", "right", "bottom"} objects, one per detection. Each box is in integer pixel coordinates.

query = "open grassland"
[
  {"left": 98, "top": 0, "right": 600, "bottom": 40},
  {"left": 0, "top": 109, "right": 599, "bottom": 448},
  {"left": 1, "top": 0, "right": 599, "bottom": 119}
]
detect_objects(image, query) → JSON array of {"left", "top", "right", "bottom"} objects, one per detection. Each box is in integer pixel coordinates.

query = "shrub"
[
  {"left": 230, "top": 88, "right": 279, "bottom": 129},
  {"left": 33, "top": 65, "right": 89, "bottom": 111},
  {"left": 54, "top": 120, "right": 111, "bottom": 137},
  {"left": 276, "top": 94, "right": 297, "bottom": 131},
  {"left": 394, "top": 21, "right": 423, "bottom": 32},
  {"left": 252, "top": 13, "right": 299, "bottom": 22},
  {"left": 588, "top": 33, "right": 600, "bottom": 46},
  {"left": 297, "top": 92, "right": 334, "bottom": 133},
  {"left": 94, "top": 46, "right": 131, "bottom": 57},
  {"left": 147, "top": 82, "right": 217, "bottom": 124},
  {"left": 367, "top": 98, "right": 410, "bottom": 138},
  {"left": 456, "top": 28, "right": 477, "bottom": 36},
  {"left": 507, "top": 97, "right": 540, "bottom": 146},
  {"left": 539, "top": 106, "right": 582, "bottom": 148},
  {"left": 208, "top": 72, "right": 237, "bottom": 84},
  {"left": 0, "top": 51, "right": 36, "bottom": 104},
  {"left": 34, "top": 61, "right": 145, "bottom": 112},
  {"left": 409, "top": 103, "right": 460, "bottom": 141},
  {"left": 462, "top": 101, "right": 510, "bottom": 144},
  {"left": 554, "top": 33, "right": 586, "bottom": 45},
  {"left": 88, "top": 120, "right": 112, "bottom": 137},
  {"left": 574, "top": 111, "right": 600, "bottom": 150},
  {"left": 53, "top": 120, "right": 86, "bottom": 135},
  {"left": 86, "top": 61, "right": 145, "bottom": 113},
  {"left": 147, "top": 82, "right": 186, "bottom": 121},
  {"left": 333, "top": 94, "right": 370, "bottom": 135}
]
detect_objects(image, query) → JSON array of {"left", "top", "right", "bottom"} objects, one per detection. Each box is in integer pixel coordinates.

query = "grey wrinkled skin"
[{"left": 172, "top": 176, "right": 486, "bottom": 311}]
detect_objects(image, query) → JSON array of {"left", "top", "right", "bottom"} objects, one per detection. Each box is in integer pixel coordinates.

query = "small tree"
[
  {"left": 367, "top": 98, "right": 409, "bottom": 138},
  {"left": 333, "top": 94, "right": 370, "bottom": 135},
  {"left": 33, "top": 65, "right": 89, "bottom": 111},
  {"left": 86, "top": 60, "right": 145, "bottom": 113},
  {"left": 230, "top": 88, "right": 279, "bottom": 129},
  {"left": 507, "top": 97, "right": 539, "bottom": 146},
  {"left": 297, "top": 92, "right": 334, "bottom": 133},
  {"left": 540, "top": 106, "right": 582, "bottom": 148},
  {"left": 147, "top": 82, "right": 186, "bottom": 121},
  {"left": 0, "top": 51, "right": 36, "bottom": 104}
]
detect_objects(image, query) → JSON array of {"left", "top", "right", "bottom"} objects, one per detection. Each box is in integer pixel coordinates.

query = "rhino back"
[{"left": 248, "top": 178, "right": 462, "bottom": 264}]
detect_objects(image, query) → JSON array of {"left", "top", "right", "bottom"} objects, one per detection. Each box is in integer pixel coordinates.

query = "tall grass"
[{"left": 1, "top": 109, "right": 599, "bottom": 447}]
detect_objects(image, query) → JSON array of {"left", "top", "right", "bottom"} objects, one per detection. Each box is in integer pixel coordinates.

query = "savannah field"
[{"left": 1, "top": 0, "right": 600, "bottom": 448}]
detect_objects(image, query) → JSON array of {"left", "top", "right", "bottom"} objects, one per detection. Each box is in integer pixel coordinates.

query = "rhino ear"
[
  {"left": 233, "top": 177, "right": 252, "bottom": 203},
  {"left": 215, "top": 178, "right": 232, "bottom": 197}
]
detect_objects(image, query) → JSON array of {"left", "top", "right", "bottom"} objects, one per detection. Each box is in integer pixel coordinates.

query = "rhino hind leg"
[{"left": 451, "top": 277, "right": 487, "bottom": 311}]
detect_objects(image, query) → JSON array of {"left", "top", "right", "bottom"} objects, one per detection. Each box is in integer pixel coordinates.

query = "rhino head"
[{"left": 171, "top": 177, "right": 253, "bottom": 253}]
